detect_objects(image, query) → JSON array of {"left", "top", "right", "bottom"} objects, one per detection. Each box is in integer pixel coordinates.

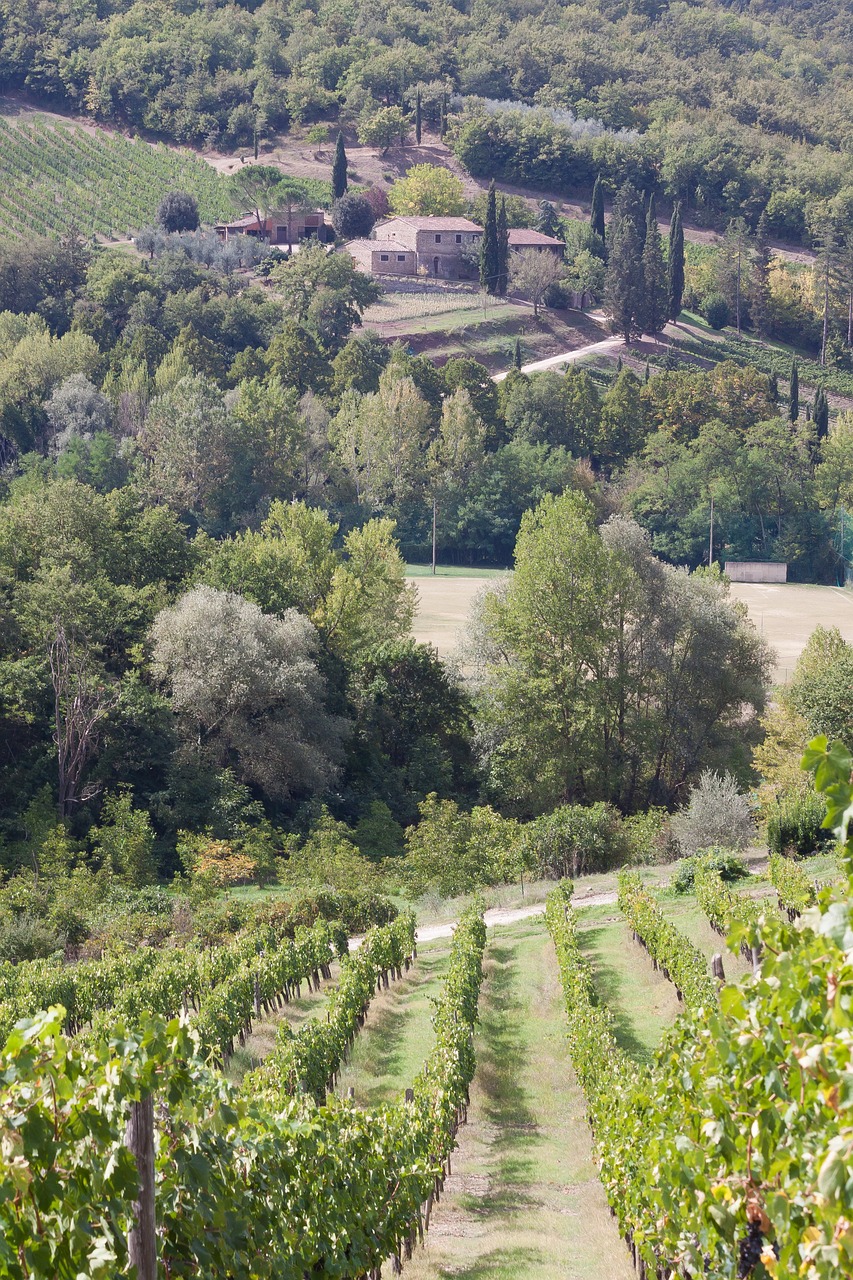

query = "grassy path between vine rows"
[
  {"left": 576, "top": 905, "right": 682, "bottom": 1066},
  {"left": 393, "top": 914, "right": 634, "bottom": 1280},
  {"left": 224, "top": 961, "right": 340, "bottom": 1085},
  {"left": 335, "top": 936, "right": 453, "bottom": 1106}
]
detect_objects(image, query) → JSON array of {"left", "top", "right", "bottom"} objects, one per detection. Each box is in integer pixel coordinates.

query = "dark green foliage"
[
  {"left": 590, "top": 174, "right": 606, "bottom": 245},
  {"left": 156, "top": 192, "right": 199, "bottom": 234},
  {"left": 512, "top": 335, "right": 522, "bottom": 369},
  {"left": 332, "top": 133, "right": 348, "bottom": 201},
  {"left": 640, "top": 196, "right": 667, "bottom": 335},
  {"left": 766, "top": 790, "right": 829, "bottom": 858},
  {"left": 667, "top": 202, "right": 685, "bottom": 322},
  {"left": 331, "top": 192, "right": 375, "bottom": 239},
  {"left": 671, "top": 849, "right": 750, "bottom": 894},
  {"left": 604, "top": 185, "right": 644, "bottom": 341},
  {"left": 480, "top": 181, "right": 500, "bottom": 295},
  {"left": 537, "top": 200, "right": 561, "bottom": 238},
  {"left": 497, "top": 196, "right": 510, "bottom": 297},
  {"left": 814, "top": 386, "right": 830, "bottom": 441},
  {"left": 704, "top": 294, "right": 730, "bottom": 329},
  {"left": 750, "top": 211, "right": 772, "bottom": 339},
  {"left": 415, "top": 90, "right": 422, "bottom": 145},
  {"left": 790, "top": 358, "right": 800, "bottom": 422}
]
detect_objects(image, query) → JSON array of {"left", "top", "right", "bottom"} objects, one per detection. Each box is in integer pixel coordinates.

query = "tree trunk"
[
  {"left": 126, "top": 1096, "right": 157, "bottom": 1280},
  {"left": 431, "top": 496, "right": 438, "bottom": 575}
]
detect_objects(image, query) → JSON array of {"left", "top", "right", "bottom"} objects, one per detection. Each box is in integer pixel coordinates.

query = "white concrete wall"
[{"left": 724, "top": 561, "right": 788, "bottom": 583}]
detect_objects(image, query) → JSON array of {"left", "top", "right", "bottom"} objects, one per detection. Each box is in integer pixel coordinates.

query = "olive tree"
[{"left": 151, "top": 585, "right": 345, "bottom": 801}]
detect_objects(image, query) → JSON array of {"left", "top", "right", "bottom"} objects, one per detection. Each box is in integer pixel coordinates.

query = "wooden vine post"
[{"left": 126, "top": 1094, "right": 157, "bottom": 1280}]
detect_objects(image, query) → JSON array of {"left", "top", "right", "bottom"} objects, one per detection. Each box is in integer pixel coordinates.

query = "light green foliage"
[
  {"left": 617, "top": 869, "right": 718, "bottom": 1008},
  {"left": 528, "top": 802, "right": 627, "bottom": 879},
  {"left": 548, "top": 742, "right": 853, "bottom": 1279},
  {"left": 473, "top": 493, "right": 771, "bottom": 811},
  {"left": 389, "top": 164, "right": 466, "bottom": 216},
  {"left": 89, "top": 789, "right": 156, "bottom": 887},
  {"left": 622, "top": 807, "right": 677, "bottom": 866},
  {"left": 768, "top": 850, "right": 816, "bottom": 918},
  {"left": 403, "top": 794, "right": 528, "bottom": 896},
  {"left": 279, "top": 810, "right": 381, "bottom": 892},
  {"left": 357, "top": 106, "right": 409, "bottom": 152},
  {"left": 0, "top": 117, "right": 233, "bottom": 242},
  {"left": 0, "top": 904, "right": 484, "bottom": 1276},
  {"left": 670, "top": 847, "right": 750, "bottom": 894}
]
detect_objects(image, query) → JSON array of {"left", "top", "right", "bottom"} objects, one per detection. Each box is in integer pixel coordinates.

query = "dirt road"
[
  {"left": 415, "top": 891, "right": 616, "bottom": 943},
  {"left": 493, "top": 333, "right": 623, "bottom": 381}
]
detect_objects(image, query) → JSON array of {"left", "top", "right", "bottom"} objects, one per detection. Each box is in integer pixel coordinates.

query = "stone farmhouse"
[
  {"left": 215, "top": 210, "right": 333, "bottom": 246},
  {"left": 346, "top": 216, "right": 564, "bottom": 280}
]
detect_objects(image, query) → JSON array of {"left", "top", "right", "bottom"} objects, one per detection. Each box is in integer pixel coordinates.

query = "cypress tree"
[
  {"left": 332, "top": 133, "right": 348, "bottom": 201},
  {"left": 415, "top": 90, "right": 422, "bottom": 145},
  {"left": 644, "top": 360, "right": 650, "bottom": 383},
  {"left": 590, "top": 174, "right": 606, "bottom": 244},
  {"left": 668, "top": 202, "right": 685, "bottom": 322},
  {"left": 617, "top": 354, "right": 623, "bottom": 371},
  {"left": 480, "top": 181, "right": 500, "bottom": 294},
  {"left": 814, "top": 387, "right": 830, "bottom": 441},
  {"left": 513, "top": 336, "right": 522, "bottom": 369},
  {"left": 640, "top": 196, "right": 667, "bottom": 336},
  {"left": 497, "top": 196, "right": 510, "bottom": 296},
  {"left": 603, "top": 186, "right": 644, "bottom": 343},
  {"left": 750, "top": 211, "right": 772, "bottom": 339},
  {"left": 789, "top": 359, "right": 799, "bottom": 422}
]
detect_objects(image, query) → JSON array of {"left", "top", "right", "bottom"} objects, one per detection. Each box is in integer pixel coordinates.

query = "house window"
[
  {"left": 397, "top": 254, "right": 406, "bottom": 261},
  {"left": 380, "top": 254, "right": 389, "bottom": 261},
  {"left": 435, "top": 234, "right": 441, "bottom": 243},
  {"left": 455, "top": 234, "right": 462, "bottom": 243}
]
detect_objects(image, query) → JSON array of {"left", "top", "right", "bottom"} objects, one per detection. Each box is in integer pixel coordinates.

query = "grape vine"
[
  {"left": 617, "top": 869, "right": 718, "bottom": 1008},
  {"left": 767, "top": 851, "right": 817, "bottom": 920}
]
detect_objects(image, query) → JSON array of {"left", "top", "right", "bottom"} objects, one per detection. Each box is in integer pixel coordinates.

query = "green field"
[{"left": 0, "top": 113, "right": 235, "bottom": 241}]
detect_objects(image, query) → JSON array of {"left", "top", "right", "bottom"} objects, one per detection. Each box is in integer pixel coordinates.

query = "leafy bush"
[
  {"left": 157, "top": 191, "right": 200, "bottom": 233},
  {"left": 671, "top": 847, "right": 750, "bottom": 894},
  {"left": 766, "top": 789, "right": 829, "bottom": 857},
  {"left": 528, "top": 802, "right": 628, "bottom": 879},
  {"left": 703, "top": 293, "right": 730, "bottom": 329},
  {"left": 623, "top": 807, "right": 678, "bottom": 866},
  {"left": 671, "top": 770, "right": 755, "bottom": 857},
  {"left": 331, "top": 192, "right": 376, "bottom": 239},
  {"left": 0, "top": 913, "right": 64, "bottom": 962}
]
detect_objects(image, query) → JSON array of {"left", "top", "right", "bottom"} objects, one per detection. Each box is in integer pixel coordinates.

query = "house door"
[{"left": 433, "top": 256, "right": 439, "bottom": 277}]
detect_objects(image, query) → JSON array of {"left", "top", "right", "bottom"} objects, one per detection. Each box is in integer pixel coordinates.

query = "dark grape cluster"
[{"left": 737, "top": 1221, "right": 765, "bottom": 1277}]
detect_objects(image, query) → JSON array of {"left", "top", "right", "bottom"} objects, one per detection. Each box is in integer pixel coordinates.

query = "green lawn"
[
  {"left": 405, "top": 564, "right": 507, "bottom": 578},
  {"left": 398, "top": 915, "right": 634, "bottom": 1280},
  {"left": 577, "top": 905, "right": 682, "bottom": 1063},
  {"left": 335, "top": 937, "right": 453, "bottom": 1105}
]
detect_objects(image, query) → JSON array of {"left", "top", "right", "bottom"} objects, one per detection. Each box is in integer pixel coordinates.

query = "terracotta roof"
[
  {"left": 508, "top": 228, "right": 564, "bottom": 246},
  {"left": 215, "top": 210, "right": 327, "bottom": 230},
  {"left": 380, "top": 216, "right": 483, "bottom": 232}
]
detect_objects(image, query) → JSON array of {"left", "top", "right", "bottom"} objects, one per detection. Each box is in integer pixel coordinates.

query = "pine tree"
[
  {"left": 480, "top": 181, "right": 500, "bottom": 294},
  {"left": 415, "top": 90, "right": 422, "bottom": 145},
  {"left": 497, "top": 196, "right": 510, "bottom": 296},
  {"left": 590, "top": 174, "right": 606, "bottom": 245},
  {"left": 750, "top": 211, "right": 772, "bottom": 339},
  {"left": 814, "top": 387, "right": 830, "bottom": 441},
  {"left": 513, "top": 336, "right": 522, "bottom": 369},
  {"left": 603, "top": 187, "right": 644, "bottom": 343},
  {"left": 332, "top": 133, "right": 348, "bottom": 201},
  {"left": 789, "top": 358, "right": 799, "bottom": 423},
  {"left": 639, "top": 196, "right": 667, "bottom": 336},
  {"left": 667, "top": 202, "right": 685, "bottom": 322}
]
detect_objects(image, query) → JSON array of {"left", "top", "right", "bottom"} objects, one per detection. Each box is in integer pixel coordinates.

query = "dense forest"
[{"left": 2, "top": 0, "right": 853, "bottom": 238}]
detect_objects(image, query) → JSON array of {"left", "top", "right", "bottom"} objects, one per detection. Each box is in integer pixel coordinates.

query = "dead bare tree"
[{"left": 49, "top": 621, "right": 117, "bottom": 818}]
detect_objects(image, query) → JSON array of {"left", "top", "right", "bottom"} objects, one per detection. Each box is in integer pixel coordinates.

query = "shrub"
[
  {"left": 623, "top": 808, "right": 679, "bottom": 866},
  {"left": 157, "top": 191, "right": 200, "bottom": 234},
  {"left": 331, "top": 192, "right": 376, "bottom": 240},
  {"left": 671, "top": 847, "right": 750, "bottom": 894},
  {"left": 671, "top": 770, "right": 755, "bottom": 857},
  {"left": 528, "top": 802, "right": 628, "bottom": 880},
  {"left": 0, "top": 913, "right": 64, "bottom": 962},
  {"left": 766, "top": 789, "right": 829, "bottom": 857},
  {"left": 281, "top": 811, "right": 380, "bottom": 893},
  {"left": 703, "top": 293, "right": 730, "bottom": 329}
]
